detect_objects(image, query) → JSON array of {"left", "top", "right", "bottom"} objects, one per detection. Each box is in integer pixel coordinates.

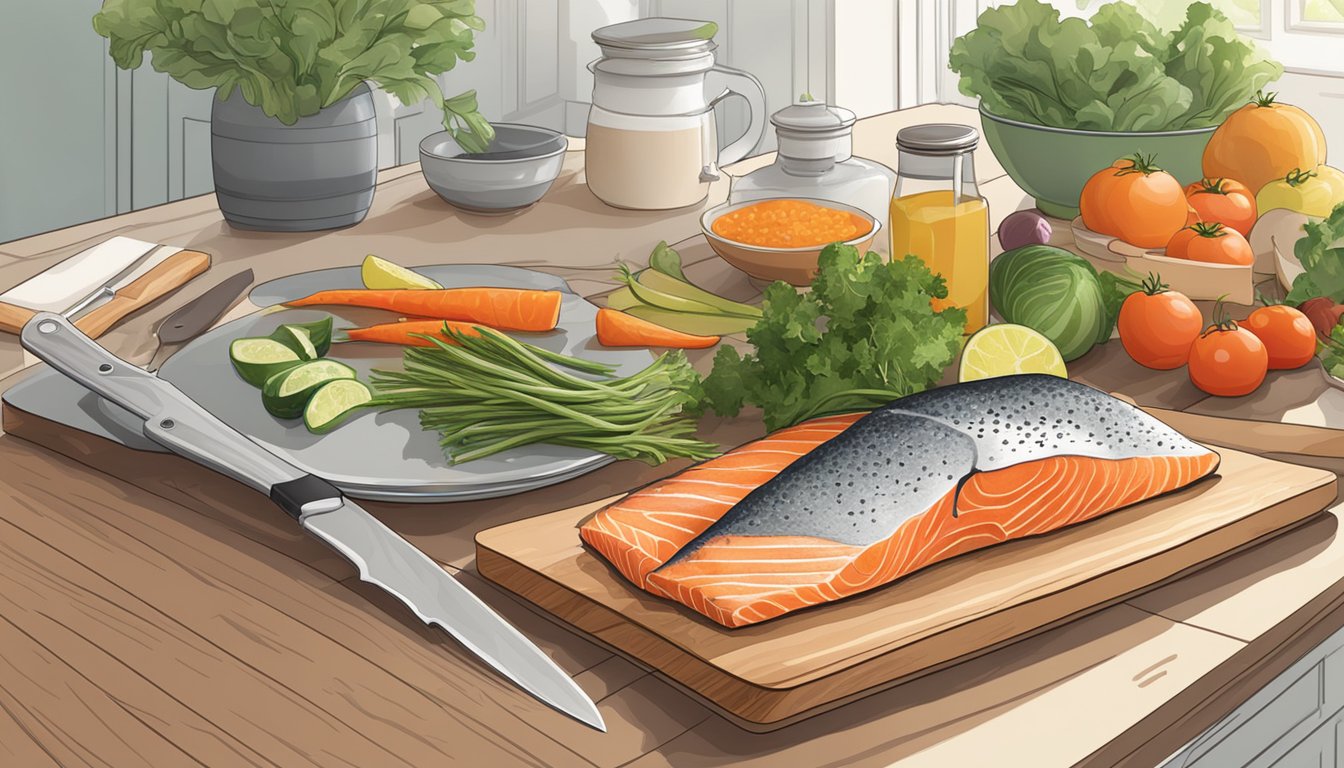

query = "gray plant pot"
[{"left": 211, "top": 81, "right": 378, "bottom": 232}]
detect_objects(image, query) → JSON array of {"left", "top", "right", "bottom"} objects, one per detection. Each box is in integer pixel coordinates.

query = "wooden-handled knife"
[
  {"left": 72, "top": 250, "right": 211, "bottom": 338},
  {"left": 0, "top": 242, "right": 210, "bottom": 338}
]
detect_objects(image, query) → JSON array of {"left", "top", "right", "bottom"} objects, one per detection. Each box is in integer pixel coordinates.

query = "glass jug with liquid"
[
  {"left": 585, "top": 18, "right": 766, "bottom": 210},
  {"left": 889, "top": 124, "right": 989, "bottom": 333}
]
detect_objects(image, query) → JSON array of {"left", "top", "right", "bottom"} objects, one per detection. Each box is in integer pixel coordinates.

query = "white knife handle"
[{"left": 20, "top": 312, "right": 339, "bottom": 519}]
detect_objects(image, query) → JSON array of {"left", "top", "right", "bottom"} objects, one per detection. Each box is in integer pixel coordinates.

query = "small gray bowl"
[{"left": 419, "top": 123, "right": 568, "bottom": 214}]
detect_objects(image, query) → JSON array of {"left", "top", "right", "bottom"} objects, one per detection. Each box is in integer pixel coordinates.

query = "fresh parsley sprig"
[{"left": 698, "top": 243, "right": 967, "bottom": 431}]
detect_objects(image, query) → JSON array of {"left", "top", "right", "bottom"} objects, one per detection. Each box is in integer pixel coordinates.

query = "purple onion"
[{"left": 998, "top": 210, "right": 1053, "bottom": 251}]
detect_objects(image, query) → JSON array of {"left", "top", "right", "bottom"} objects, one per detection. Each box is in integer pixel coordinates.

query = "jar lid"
[
  {"left": 591, "top": 18, "right": 720, "bottom": 59},
  {"left": 770, "top": 101, "right": 856, "bottom": 133},
  {"left": 896, "top": 123, "right": 979, "bottom": 155}
]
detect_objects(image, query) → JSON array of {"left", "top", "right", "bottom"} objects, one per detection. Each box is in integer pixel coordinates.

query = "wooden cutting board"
[{"left": 476, "top": 446, "right": 1337, "bottom": 731}]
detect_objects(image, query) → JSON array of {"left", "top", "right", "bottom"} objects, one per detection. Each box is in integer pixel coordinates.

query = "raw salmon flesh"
[{"left": 580, "top": 375, "right": 1220, "bottom": 628}]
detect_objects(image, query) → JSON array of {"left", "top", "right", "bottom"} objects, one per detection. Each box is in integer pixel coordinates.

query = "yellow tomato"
[
  {"left": 1203, "top": 92, "right": 1326, "bottom": 194},
  {"left": 1256, "top": 165, "right": 1344, "bottom": 218}
]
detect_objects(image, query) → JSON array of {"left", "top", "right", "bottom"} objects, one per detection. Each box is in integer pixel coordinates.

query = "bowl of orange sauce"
[{"left": 701, "top": 198, "right": 879, "bottom": 285}]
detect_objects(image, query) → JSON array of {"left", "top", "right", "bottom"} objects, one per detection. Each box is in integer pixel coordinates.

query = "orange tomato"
[
  {"left": 1117, "top": 275, "right": 1203, "bottom": 370},
  {"left": 1188, "top": 310, "right": 1269, "bottom": 397},
  {"left": 1184, "top": 178, "right": 1257, "bottom": 236},
  {"left": 1185, "top": 204, "right": 1201, "bottom": 227},
  {"left": 1079, "top": 154, "right": 1187, "bottom": 249},
  {"left": 1203, "top": 91, "right": 1326, "bottom": 194},
  {"left": 1165, "top": 222, "right": 1254, "bottom": 265},
  {"left": 1243, "top": 305, "right": 1316, "bottom": 370}
]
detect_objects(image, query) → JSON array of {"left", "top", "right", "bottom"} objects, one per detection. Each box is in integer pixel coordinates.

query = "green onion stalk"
[{"left": 369, "top": 325, "right": 718, "bottom": 465}]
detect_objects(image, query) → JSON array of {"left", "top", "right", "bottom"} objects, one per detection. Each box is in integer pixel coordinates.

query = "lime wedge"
[
  {"left": 270, "top": 324, "right": 318, "bottom": 361},
  {"left": 229, "top": 337, "right": 302, "bottom": 387},
  {"left": 361, "top": 254, "right": 442, "bottom": 290},
  {"left": 261, "top": 360, "right": 356, "bottom": 419},
  {"left": 304, "top": 379, "right": 373, "bottom": 433},
  {"left": 958, "top": 323, "right": 1068, "bottom": 383}
]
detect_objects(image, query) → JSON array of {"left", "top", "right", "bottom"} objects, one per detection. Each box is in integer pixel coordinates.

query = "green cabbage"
[
  {"left": 989, "top": 245, "right": 1108, "bottom": 361},
  {"left": 949, "top": 0, "right": 1282, "bottom": 131}
]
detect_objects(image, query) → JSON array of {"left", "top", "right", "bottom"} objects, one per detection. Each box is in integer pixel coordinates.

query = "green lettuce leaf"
[
  {"left": 93, "top": 0, "right": 494, "bottom": 149},
  {"left": 949, "top": 0, "right": 1281, "bottom": 132},
  {"left": 1285, "top": 203, "right": 1344, "bottom": 305},
  {"left": 1164, "top": 3, "right": 1283, "bottom": 128}
]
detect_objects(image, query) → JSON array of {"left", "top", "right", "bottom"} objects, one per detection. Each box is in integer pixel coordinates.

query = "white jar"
[
  {"left": 585, "top": 18, "right": 766, "bottom": 211},
  {"left": 729, "top": 101, "right": 896, "bottom": 246}
]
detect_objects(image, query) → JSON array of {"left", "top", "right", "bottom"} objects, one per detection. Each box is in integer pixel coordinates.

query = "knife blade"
[
  {"left": 63, "top": 248, "right": 163, "bottom": 320},
  {"left": 147, "top": 268, "right": 255, "bottom": 371},
  {"left": 18, "top": 311, "right": 606, "bottom": 732}
]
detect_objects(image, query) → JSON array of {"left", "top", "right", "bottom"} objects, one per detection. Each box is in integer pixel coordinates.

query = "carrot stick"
[
  {"left": 595, "top": 308, "right": 720, "bottom": 349},
  {"left": 341, "top": 320, "right": 484, "bottom": 347},
  {"left": 286, "top": 288, "right": 562, "bottom": 332}
]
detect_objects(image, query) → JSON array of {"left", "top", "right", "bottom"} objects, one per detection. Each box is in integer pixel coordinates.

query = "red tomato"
[
  {"left": 1165, "top": 222, "right": 1254, "bottom": 265},
  {"left": 1188, "top": 313, "right": 1269, "bottom": 397},
  {"left": 1118, "top": 275, "right": 1203, "bottom": 369},
  {"left": 1243, "top": 305, "right": 1316, "bottom": 369},
  {"left": 1184, "top": 178, "right": 1257, "bottom": 237}
]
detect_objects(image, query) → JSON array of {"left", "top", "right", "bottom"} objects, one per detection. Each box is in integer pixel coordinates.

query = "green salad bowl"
[{"left": 979, "top": 105, "right": 1217, "bottom": 220}]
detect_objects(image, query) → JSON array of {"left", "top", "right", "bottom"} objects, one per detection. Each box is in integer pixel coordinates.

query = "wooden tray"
[
  {"left": 1070, "top": 217, "right": 1255, "bottom": 305},
  {"left": 476, "top": 447, "right": 1336, "bottom": 730}
]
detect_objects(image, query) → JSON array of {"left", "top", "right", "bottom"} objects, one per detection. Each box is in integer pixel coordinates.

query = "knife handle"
[
  {"left": 19, "top": 312, "right": 335, "bottom": 516},
  {"left": 74, "top": 250, "right": 211, "bottom": 338},
  {"left": 0, "top": 301, "right": 35, "bottom": 335}
]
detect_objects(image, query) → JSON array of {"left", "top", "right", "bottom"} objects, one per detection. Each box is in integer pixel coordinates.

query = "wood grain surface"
[
  {"left": 3, "top": 104, "right": 1344, "bottom": 766},
  {"left": 475, "top": 448, "right": 1336, "bottom": 727}
]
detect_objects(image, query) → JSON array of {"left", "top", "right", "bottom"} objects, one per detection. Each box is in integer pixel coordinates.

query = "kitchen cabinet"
[{"left": 1160, "top": 623, "right": 1344, "bottom": 766}]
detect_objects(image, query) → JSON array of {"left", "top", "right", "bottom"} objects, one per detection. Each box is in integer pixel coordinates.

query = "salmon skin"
[{"left": 580, "top": 375, "right": 1220, "bottom": 628}]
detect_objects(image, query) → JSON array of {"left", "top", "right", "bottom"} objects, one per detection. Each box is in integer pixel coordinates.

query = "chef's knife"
[
  {"left": 147, "top": 268, "right": 255, "bottom": 371},
  {"left": 19, "top": 312, "right": 606, "bottom": 733}
]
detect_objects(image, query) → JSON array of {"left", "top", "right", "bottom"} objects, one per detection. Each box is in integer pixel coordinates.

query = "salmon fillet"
[
  {"left": 580, "top": 375, "right": 1220, "bottom": 628},
  {"left": 580, "top": 412, "right": 866, "bottom": 588}
]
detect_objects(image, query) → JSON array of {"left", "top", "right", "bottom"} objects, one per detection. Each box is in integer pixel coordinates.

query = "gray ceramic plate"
[{"left": 7, "top": 265, "right": 653, "bottom": 503}]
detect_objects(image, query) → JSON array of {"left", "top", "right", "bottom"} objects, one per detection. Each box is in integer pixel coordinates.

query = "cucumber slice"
[
  {"left": 281, "top": 316, "right": 334, "bottom": 356},
  {"left": 261, "top": 360, "right": 356, "bottom": 419},
  {"left": 267, "top": 324, "right": 317, "bottom": 361},
  {"left": 304, "top": 379, "right": 373, "bottom": 433},
  {"left": 229, "top": 337, "right": 303, "bottom": 387}
]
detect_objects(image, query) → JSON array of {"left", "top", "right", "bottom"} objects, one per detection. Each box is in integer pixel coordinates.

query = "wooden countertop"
[{"left": 2, "top": 103, "right": 1343, "bottom": 767}]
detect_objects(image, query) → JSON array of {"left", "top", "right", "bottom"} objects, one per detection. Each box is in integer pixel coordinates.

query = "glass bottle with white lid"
[{"left": 729, "top": 99, "right": 895, "bottom": 246}]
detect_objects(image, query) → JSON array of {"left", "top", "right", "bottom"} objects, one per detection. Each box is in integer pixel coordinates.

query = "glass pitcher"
[
  {"left": 585, "top": 18, "right": 766, "bottom": 211},
  {"left": 889, "top": 124, "right": 990, "bottom": 333}
]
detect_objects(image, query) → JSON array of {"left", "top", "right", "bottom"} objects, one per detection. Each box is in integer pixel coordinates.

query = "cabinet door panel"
[{"left": 0, "top": 2, "right": 114, "bottom": 243}]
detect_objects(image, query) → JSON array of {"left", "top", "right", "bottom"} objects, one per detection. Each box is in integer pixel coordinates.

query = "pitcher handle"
[{"left": 705, "top": 64, "right": 766, "bottom": 168}]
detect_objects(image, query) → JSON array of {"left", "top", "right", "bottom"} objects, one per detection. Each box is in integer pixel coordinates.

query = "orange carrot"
[
  {"left": 342, "top": 320, "right": 484, "bottom": 347},
  {"left": 595, "top": 308, "right": 720, "bottom": 349},
  {"left": 286, "top": 288, "right": 562, "bottom": 332}
]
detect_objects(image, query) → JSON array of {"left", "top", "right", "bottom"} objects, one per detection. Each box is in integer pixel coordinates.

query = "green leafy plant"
[
  {"left": 1285, "top": 202, "right": 1344, "bottom": 305},
  {"left": 949, "top": 0, "right": 1282, "bottom": 131},
  {"left": 699, "top": 243, "right": 967, "bottom": 431},
  {"left": 93, "top": 0, "right": 495, "bottom": 152}
]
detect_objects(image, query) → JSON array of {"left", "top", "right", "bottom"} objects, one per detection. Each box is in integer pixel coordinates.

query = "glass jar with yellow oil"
[{"left": 890, "top": 124, "right": 989, "bottom": 333}]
